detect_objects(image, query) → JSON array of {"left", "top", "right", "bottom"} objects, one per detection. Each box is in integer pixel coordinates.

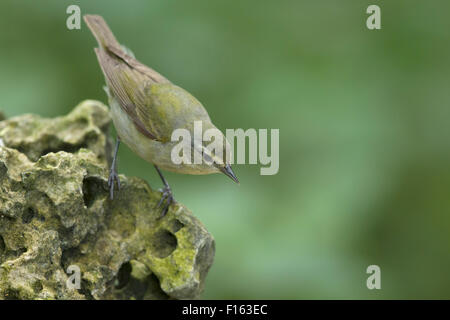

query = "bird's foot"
[
  {"left": 157, "top": 185, "right": 175, "bottom": 218},
  {"left": 108, "top": 167, "right": 121, "bottom": 200}
]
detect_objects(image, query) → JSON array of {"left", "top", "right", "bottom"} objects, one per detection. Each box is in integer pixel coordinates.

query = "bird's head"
[{"left": 193, "top": 128, "right": 239, "bottom": 184}]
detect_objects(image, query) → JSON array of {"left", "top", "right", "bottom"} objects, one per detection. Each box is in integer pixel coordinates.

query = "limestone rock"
[{"left": 0, "top": 100, "right": 215, "bottom": 300}]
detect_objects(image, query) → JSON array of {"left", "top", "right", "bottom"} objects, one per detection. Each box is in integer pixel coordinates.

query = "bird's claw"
[
  {"left": 108, "top": 168, "right": 120, "bottom": 200},
  {"left": 157, "top": 186, "right": 175, "bottom": 218}
]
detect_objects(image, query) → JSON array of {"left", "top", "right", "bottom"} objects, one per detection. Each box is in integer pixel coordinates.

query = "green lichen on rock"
[{"left": 0, "top": 100, "right": 215, "bottom": 300}]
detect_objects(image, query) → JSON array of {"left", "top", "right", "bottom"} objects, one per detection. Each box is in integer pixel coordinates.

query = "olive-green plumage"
[{"left": 84, "top": 15, "right": 238, "bottom": 183}]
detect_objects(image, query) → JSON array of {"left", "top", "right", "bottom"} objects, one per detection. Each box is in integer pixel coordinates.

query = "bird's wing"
[
  {"left": 95, "top": 48, "right": 170, "bottom": 141},
  {"left": 106, "top": 45, "right": 170, "bottom": 84},
  {"left": 85, "top": 14, "right": 171, "bottom": 141}
]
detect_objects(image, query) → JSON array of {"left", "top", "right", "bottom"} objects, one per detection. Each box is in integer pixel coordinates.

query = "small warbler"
[{"left": 84, "top": 15, "right": 238, "bottom": 216}]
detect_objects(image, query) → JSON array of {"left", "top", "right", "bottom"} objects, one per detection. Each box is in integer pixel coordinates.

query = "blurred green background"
[{"left": 1, "top": 0, "right": 449, "bottom": 299}]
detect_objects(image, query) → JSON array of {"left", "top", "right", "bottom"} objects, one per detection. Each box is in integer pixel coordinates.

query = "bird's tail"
[{"left": 84, "top": 14, "right": 121, "bottom": 50}]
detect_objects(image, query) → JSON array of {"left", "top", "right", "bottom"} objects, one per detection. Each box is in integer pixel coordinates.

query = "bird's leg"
[
  {"left": 108, "top": 137, "right": 121, "bottom": 200},
  {"left": 154, "top": 165, "right": 175, "bottom": 217}
]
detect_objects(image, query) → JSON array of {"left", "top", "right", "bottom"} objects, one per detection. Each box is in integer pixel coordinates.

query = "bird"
[{"left": 84, "top": 15, "right": 238, "bottom": 216}]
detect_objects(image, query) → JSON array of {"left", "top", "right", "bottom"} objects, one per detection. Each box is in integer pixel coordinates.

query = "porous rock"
[{"left": 0, "top": 100, "right": 215, "bottom": 300}]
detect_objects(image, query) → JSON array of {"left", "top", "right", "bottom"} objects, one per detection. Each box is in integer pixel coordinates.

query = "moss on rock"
[{"left": 0, "top": 100, "right": 215, "bottom": 300}]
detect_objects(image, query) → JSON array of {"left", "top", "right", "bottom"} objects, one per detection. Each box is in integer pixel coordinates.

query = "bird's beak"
[{"left": 220, "top": 164, "right": 239, "bottom": 184}]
